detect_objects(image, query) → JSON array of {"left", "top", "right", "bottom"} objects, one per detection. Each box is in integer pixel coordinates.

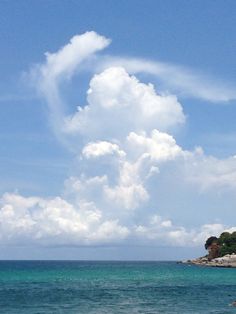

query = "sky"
[{"left": 0, "top": 0, "right": 236, "bottom": 260}]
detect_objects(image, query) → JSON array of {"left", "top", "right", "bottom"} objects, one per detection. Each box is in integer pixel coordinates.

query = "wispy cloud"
[
  {"left": 96, "top": 56, "right": 236, "bottom": 102},
  {"left": 30, "top": 31, "right": 111, "bottom": 142}
]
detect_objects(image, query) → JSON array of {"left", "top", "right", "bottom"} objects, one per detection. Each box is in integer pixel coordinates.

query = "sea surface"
[{"left": 0, "top": 261, "right": 236, "bottom": 313}]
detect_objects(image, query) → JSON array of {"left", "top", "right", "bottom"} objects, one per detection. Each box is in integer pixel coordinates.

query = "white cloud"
[
  {"left": 0, "top": 192, "right": 129, "bottom": 246},
  {"left": 64, "top": 67, "right": 185, "bottom": 139},
  {"left": 97, "top": 56, "right": 236, "bottom": 102},
  {"left": 30, "top": 31, "right": 236, "bottom": 145},
  {"left": 1, "top": 192, "right": 235, "bottom": 248},
  {"left": 31, "top": 31, "right": 111, "bottom": 139},
  {"left": 99, "top": 130, "right": 188, "bottom": 210},
  {"left": 82, "top": 141, "right": 126, "bottom": 159},
  {"left": 63, "top": 175, "right": 108, "bottom": 214},
  {"left": 135, "top": 217, "right": 236, "bottom": 247},
  {"left": 150, "top": 215, "right": 172, "bottom": 228},
  {"left": 41, "top": 31, "right": 110, "bottom": 82},
  {"left": 104, "top": 182, "right": 149, "bottom": 211},
  {"left": 192, "top": 224, "right": 227, "bottom": 246},
  {"left": 88, "top": 220, "right": 129, "bottom": 243},
  {"left": 184, "top": 154, "right": 236, "bottom": 191},
  {"left": 134, "top": 215, "right": 188, "bottom": 245},
  {"left": 126, "top": 130, "right": 187, "bottom": 162}
]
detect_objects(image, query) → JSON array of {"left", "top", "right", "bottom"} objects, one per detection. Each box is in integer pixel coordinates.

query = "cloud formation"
[
  {"left": 82, "top": 141, "right": 126, "bottom": 159},
  {"left": 0, "top": 192, "right": 129, "bottom": 246},
  {"left": 97, "top": 56, "right": 236, "bottom": 102},
  {"left": 32, "top": 31, "right": 111, "bottom": 139},
  {"left": 2, "top": 31, "right": 236, "bottom": 249},
  {"left": 64, "top": 67, "right": 185, "bottom": 140},
  {"left": 1, "top": 192, "right": 235, "bottom": 247}
]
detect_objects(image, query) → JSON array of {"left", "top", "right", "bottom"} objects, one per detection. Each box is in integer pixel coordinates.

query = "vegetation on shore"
[{"left": 205, "top": 232, "right": 236, "bottom": 258}]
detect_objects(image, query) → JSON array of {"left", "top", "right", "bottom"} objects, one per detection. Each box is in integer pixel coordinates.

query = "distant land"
[{"left": 183, "top": 232, "right": 236, "bottom": 267}]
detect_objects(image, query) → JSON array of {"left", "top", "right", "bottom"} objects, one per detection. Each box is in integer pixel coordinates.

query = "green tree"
[
  {"left": 218, "top": 232, "right": 236, "bottom": 257},
  {"left": 204, "top": 236, "right": 219, "bottom": 250},
  {"left": 204, "top": 232, "right": 236, "bottom": 257}
]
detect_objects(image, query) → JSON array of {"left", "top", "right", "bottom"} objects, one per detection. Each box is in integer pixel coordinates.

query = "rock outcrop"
[{"left": 183, "top": 253, "right": 236, "bottom": 268}]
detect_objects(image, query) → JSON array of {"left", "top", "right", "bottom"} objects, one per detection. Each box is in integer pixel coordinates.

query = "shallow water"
[{"left": 0, "top": 261, "right": 235, "bottom": 313}]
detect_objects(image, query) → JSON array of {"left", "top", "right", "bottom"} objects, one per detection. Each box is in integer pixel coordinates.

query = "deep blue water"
[{"left": 0, "top": 261, "right": 235, "bottom": 313}]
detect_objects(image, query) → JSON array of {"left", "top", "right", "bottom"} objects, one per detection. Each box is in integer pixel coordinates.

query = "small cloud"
[{"left": 82, "top": 141, "right": 126, "bottom": 159}]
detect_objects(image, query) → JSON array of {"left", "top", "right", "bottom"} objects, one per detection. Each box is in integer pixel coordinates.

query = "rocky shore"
[{"left": 182, "top": 253, "right": 236, "bottom": 268}]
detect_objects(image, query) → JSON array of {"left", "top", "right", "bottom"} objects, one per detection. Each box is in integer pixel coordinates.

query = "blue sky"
[{"left": 0, "top": 1, "right": 236, "bottom": 260}]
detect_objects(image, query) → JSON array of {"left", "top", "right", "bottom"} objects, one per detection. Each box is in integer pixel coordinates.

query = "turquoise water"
[{"left": 0, "top": 261, "right": 236, "bottom": 313}]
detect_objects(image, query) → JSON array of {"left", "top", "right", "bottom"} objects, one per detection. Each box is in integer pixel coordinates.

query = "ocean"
[{"left": 0, "top": 261, "right": 235, "bottom": 313}]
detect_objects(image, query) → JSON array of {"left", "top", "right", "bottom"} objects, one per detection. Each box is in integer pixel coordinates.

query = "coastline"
[{"left": 182, "top": 253, "right": 236, "bottom": 268}]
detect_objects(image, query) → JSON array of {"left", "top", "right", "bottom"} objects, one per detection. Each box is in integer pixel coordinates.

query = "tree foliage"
[
  {"left": 204, "top": 236, "right": 218, "bottom": 250},
  {"left": 205, "top": 232, "right": 236, "bottom": 257}
]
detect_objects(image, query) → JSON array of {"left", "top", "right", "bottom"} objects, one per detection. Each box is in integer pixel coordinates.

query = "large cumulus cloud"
[{"left": 64, "top": 67, "right": 185, "bottom": 139}]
